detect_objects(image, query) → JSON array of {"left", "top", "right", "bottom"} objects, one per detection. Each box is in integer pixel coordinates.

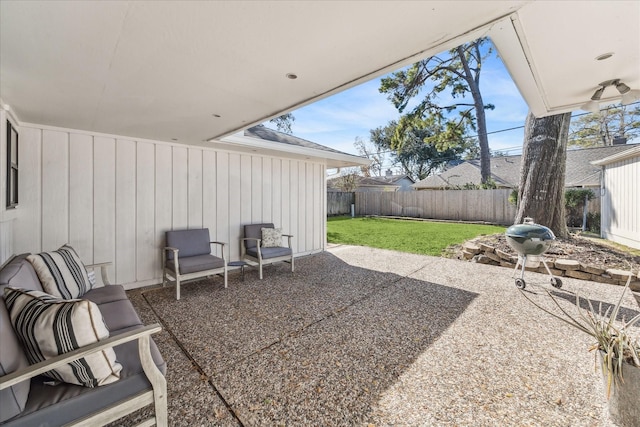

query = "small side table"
[{"left": 228, "top": 261, "right": 248, "bottom": 281}]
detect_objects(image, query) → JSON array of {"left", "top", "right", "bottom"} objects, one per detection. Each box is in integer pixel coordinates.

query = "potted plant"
[{"left": 519, "top": 273, "right": 640, "bottom": 427}]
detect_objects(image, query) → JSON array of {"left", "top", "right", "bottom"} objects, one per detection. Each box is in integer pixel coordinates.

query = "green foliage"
[
  {"left": 509, "top": 189, "right": 518, "bottom": 206},
  {"left": 379, "top": 38, "right": 495, "bottom": 183},
  {"left": 326, "top": 217, "right": 504, "bottom": 256},
  {"left": 369, "top": 120, "right": 472, "bottom": 181},
  {"left": 448, "top": 179, "right": 497, "bottom": 190},
  {"left": 587, "top": 212, "right": 601, "bottom": 234},
  {"left": 569, "top": 104, "right": 640, "bottom": 147},
  {"left": 565, "top": 188, "right": 595, "bottom": 208}
]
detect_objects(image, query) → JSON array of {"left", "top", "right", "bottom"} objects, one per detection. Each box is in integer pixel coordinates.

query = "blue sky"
[{"left": 264, "top": 46, "right": 531, "bottom": 165}]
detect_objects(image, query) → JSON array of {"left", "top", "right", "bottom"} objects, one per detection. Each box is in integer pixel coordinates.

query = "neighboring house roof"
[
  {"left": 412, "top": 144, "right": 638, "bottom": 189},
  {"left": 377, "top": 174, "right": 416, "bottom": 185}
]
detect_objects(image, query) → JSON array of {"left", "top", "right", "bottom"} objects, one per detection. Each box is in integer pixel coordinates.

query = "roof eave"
[
  {"left": 218, "top": 133, "right": 371, "bottom": 168},
  {"left": 591, "top": 146, "right": 640, "bottom": 166}
]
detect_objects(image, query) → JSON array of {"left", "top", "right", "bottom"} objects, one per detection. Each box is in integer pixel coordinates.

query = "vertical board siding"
[
  {"left": 155, "top": 145, "right": 173, "bottom": 270},
  {"left": 115, "top": 139, "right": 136, "bottom": 284},
  {"left": 188, "top": 148, "right": 203, "bottom": 229},
  {"left": 172, "top": 147, "right": 188, "bottom": 230},
  {"left": 136, "top": 142, "right": 156, "bottom": 281},
  {"left": 14, "top": 125, "right": 326, "bottom": 288},
  {"left": 602, "top": 156, "right": 640, "bottom": 249},
  {"left": 202, "top": 150, "right": 218, "bottom": 255},
  {"left": 69, "top": 134, "right": 94, "bottom": 261},
  {"left": 217, "top": 153, "right": 232, "bottom": 258},
  {"left": 41, "top": 130, "right": 69, "bottom": 250},
  {"left": 93, "top": 137, "right": 116, "bottom": 280},
  {"left": 14, "top": 128, "right": 42, "bottom": 255}
]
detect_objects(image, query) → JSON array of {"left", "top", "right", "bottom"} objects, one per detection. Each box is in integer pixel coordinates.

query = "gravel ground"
[{"left": 119, "top": 244, "right": 639, "bottom": 426}]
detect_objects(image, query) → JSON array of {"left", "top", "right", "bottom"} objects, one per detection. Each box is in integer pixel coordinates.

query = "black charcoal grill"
[{"left": 505, "top": 218, "right": 562, "bottom": 290}]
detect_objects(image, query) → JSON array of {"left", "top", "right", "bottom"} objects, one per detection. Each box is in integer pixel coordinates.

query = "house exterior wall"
[
  {"left": 7, "top": 123, "right": 326, "bottom": 289},
  {"left": 0, "top": 108, "right": 20, "bottom": 265},
  {"left": 600, "top": 155, "right": 640, "bottom": 249}
]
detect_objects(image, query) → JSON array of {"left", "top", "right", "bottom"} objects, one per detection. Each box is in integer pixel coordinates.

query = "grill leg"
[
  {"left": 512, "top": 256, "right": 522, "bottom": 278},
  {"left": 541, "top": 258, "right": 554, "bottom": 276},
  {"left": 519, "top": 255, "right": 527, "bottom": 279}
]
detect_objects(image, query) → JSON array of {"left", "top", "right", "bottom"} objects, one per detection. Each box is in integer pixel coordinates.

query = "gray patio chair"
[
  {"left": 241, "top": 223, "right": 294, "bottom": 280},
  {"left": 163, "top": 228, "right": 227, "bottom": 300}
]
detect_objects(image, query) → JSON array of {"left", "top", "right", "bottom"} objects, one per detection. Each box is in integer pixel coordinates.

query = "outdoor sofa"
[{"left": 0, "top": 250, "right": 167, "bottom": 426}]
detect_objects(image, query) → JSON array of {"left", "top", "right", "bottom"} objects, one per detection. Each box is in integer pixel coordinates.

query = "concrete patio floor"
[{"left": 120, "top": 244, "right": 638, "bottom": 426}]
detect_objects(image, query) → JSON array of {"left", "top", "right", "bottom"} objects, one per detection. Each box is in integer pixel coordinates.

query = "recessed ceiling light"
[
  {"left": 595, "top": 52, "right": 614, "bottom": 61},
  {"left": 286, "top": 73, "right": 298, "bottom": 80}
]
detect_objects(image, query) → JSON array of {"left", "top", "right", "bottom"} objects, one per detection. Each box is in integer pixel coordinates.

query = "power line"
[{"left": 355, "top": 101, "right": 640, "bottom": 157}]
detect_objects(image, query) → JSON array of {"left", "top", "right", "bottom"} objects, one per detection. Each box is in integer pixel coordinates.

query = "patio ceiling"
[{"left": 1, "top": 1, "right": 639, "bottom": 148}]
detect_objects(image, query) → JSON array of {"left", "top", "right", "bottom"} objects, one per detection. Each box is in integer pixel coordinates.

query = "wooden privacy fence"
[
  {"left": 355, "top": 189, "right": 517, "bottom": 225},
  {"left": 327, "top": 192, "right": 355, "bottom": 216}
]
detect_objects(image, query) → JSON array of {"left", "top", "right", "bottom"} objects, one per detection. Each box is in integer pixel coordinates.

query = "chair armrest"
[
  {"left": 85, "top": 262, "right": 113, "bottom": 286},
  {"left": 240, "top": 238, "right": 261, "bottom": 257},
  {"left": 0, "top": 324, "right": 163, "bottom": 390},
  {"left": 283, "top": 234, "right": 294, "bottom": 248},
  {"left": 210, "top": 241, "right": 227, "bottom": 262}
]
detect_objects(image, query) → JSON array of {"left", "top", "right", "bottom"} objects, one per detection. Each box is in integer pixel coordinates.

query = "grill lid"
[{"left": 505, "top": 223, "right": 555, "bottom": 241}]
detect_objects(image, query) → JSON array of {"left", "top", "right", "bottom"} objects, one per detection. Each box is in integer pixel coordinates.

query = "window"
[{"left": 6, "top": 120, "right": 18, "bottom": 208}]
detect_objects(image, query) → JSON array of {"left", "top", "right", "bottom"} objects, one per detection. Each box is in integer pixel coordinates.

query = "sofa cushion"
[
  {"left": 95, "top": 299, "right": 143, "bottom": 332},
  {"left": 244, "top": 223, "right": 274, "bottom": 250},
  {"left": 165, "top": 254, "right": 225, "bottom": 275},
  {"left": 82, "top": 285, "right": 128, "bottom": 305},
  {"left": 0, "top": 254, "right": 37, "bottom": 423},
  {"left": 165, "top": 229, "right": 211, "bottom": 260},
  {"left": 4, "top": 288, "right": 122, "bottom": 388},
  {"left": 261, "top": 227, "right": 282, "bottom": 248},
  {"left": 2, "top": 325, "right": 166, "bottom": 427},
  {"left": 27, "top": 245, "right": 92, "bottom": 299}
]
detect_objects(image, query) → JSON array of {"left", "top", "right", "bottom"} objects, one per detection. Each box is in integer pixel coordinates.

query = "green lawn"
[{"left": 327, "top": 216, "right": 505, "bottom": 256}]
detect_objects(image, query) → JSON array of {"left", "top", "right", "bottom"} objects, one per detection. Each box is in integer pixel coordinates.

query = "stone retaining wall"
[{"left": 462, "top": 242, "right": 640, "bottom": 291}]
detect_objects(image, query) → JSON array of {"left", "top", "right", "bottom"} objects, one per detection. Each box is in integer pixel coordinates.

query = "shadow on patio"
[
  {"left": 119, "top": 245, "right": 630, "bottom": 426},
  {"left": 122, "top": 250, "right": 477, "bottom": 426}
]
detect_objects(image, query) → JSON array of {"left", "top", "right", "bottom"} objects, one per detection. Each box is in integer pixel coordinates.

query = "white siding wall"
[
  {"left": 601, "top": 155, "right": 640, "bottom": 249},
  {"left": 0, "top": 109, "right": 20, "bottom": 264},
  {"left": 13, "top": 124, "right": 326, "bottom": 289}
]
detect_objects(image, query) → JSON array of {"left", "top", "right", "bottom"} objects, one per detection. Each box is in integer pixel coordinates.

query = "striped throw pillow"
[
  {"left": 27, "top": 245, "right": 93, "bottom": 299},
  {"left": 4, "top": 288, "right": 122, "bottom": 388}
]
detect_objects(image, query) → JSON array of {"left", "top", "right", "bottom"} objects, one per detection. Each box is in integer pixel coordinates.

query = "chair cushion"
[
  {"left": 4, "top": 288, "right": 122, "bottom": 388},
  {"left": 166, "top": 254, "right": 225, "bottom": 275},
  {"left": 261, "top": 227, "right": 282, "bottom": 248},
  {"left": 244, "top": 223, "right": 274, "bottom": 249},
  {"left": 165, "top": 229, "right": 211, "bottom": 260},
  {"left": 247, "top": 246, "right": 292, "bottom": 260},
  {"left": 27, "top": 245, "right": 92, "bottom": 299}
]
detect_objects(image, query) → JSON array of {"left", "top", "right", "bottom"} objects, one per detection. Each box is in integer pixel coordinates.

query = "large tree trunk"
[{"left": 515, "top": 112, "right": 571, "bottom": 238}]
